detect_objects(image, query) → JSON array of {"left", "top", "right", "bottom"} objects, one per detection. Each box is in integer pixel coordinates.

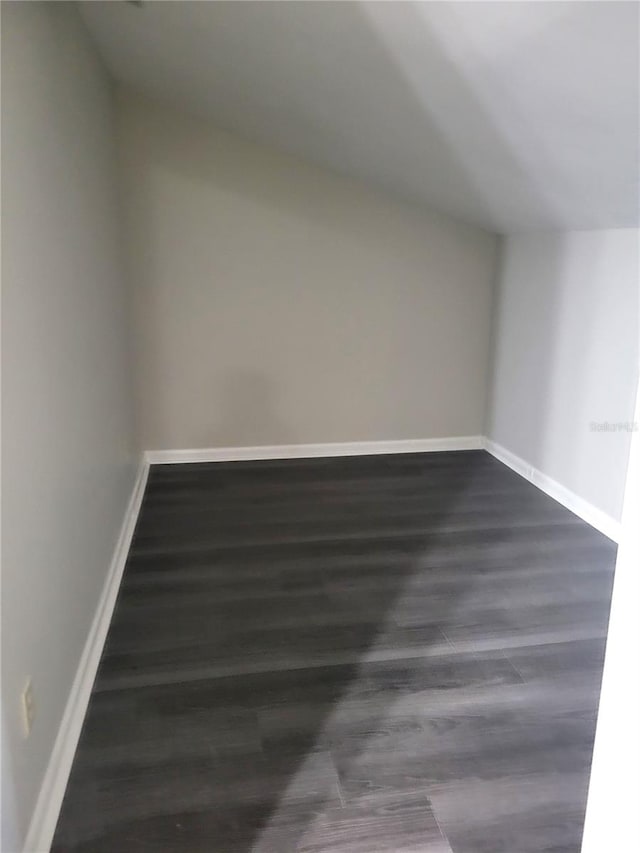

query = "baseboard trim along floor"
[
  {"left": 483, "top": 439, "right": 620, "bottom": 543},
  {"left": 144, "top": 435, "right": 484, "bottom": 465},
  {"left": 146, "top": 436, "right": 620, "bottom": 544},
  {"left": 24, "top": 456, "right": 150, "bottom": 853}
]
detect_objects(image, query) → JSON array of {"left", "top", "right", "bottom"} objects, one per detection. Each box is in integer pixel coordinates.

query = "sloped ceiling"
[{"left": 81, "top": 1, "right": 639, "bottom": 233}]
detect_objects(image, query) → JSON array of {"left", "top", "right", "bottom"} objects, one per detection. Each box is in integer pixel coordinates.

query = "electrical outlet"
[{"left": 21, "top": 679, "right": 35, "bottom": 738}]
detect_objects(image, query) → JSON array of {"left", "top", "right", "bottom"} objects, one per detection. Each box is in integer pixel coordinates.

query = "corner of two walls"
[
  {"left": 484, "top": 228, "right": 639, "bottom": 528},
  {"left": 117, "top": 93, "right": 638, "bottom": 532}
]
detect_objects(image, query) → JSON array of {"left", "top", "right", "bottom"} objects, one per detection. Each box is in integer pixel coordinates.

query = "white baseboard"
[
  {"left": 23, "top": 456, "right": 149, "bottom": 853},
  {"left": 145, "top": 435, "right": 483, "bottom": 465},
  {"left": 483, "top": 438, "right": 621, "bottom": 543},
  {"left": 146, "top": 436, "right": 621, "bottom": 541}
]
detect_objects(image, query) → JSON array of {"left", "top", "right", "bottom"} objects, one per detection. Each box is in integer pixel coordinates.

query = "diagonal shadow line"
[{"left": 47, "top": 447, "right": 610, "bottom": 852}]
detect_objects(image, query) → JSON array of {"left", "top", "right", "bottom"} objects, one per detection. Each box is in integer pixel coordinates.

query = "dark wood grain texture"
[{"left": 52, "top": 450, "right": 615, "bottom": 852}]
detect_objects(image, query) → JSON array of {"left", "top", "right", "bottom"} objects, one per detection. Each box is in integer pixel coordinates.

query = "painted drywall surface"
[
  {"left": 487, "top": 229, "right": 639, "bottom": 521},
  {"left": 117, "top": 90, "right": 498, "bottom": 451},
  {"left": 1, "top": 3, "right": 138, "bottom": 844},
  {"left": 1, "top": 710, "right": 19, "bottom": 853}
]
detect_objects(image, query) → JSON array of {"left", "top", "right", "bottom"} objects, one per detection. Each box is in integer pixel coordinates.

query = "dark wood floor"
[{"left": 52, "top": 450, "right": 615, "bottom": 852}]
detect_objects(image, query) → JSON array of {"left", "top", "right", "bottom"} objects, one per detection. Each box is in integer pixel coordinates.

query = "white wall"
[
  {"left": 487, "top": 229, "right": 639, "bottom": 524},
  {"left": 581, "top": 373, "right": 640, "bottom": 852},
  {"left": 1, "top": 3, "right": 138, "bottom": 846},
  {"left": 116, "top": 90, "right": 498, "bottom": 452}
]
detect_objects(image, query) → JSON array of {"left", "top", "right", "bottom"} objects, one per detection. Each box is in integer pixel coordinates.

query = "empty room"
[{"left": 1, "top": 2, "right": 638, "bottom": 852}]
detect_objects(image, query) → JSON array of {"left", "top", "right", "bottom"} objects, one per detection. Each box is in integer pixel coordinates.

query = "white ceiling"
[{"left": 81, "top": 1, "right": 639, "bottom": 234}]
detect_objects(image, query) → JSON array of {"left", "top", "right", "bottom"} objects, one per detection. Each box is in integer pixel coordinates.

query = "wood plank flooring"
[{"left": 52, "top": 450, "right": 616, "bottom": 852}]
